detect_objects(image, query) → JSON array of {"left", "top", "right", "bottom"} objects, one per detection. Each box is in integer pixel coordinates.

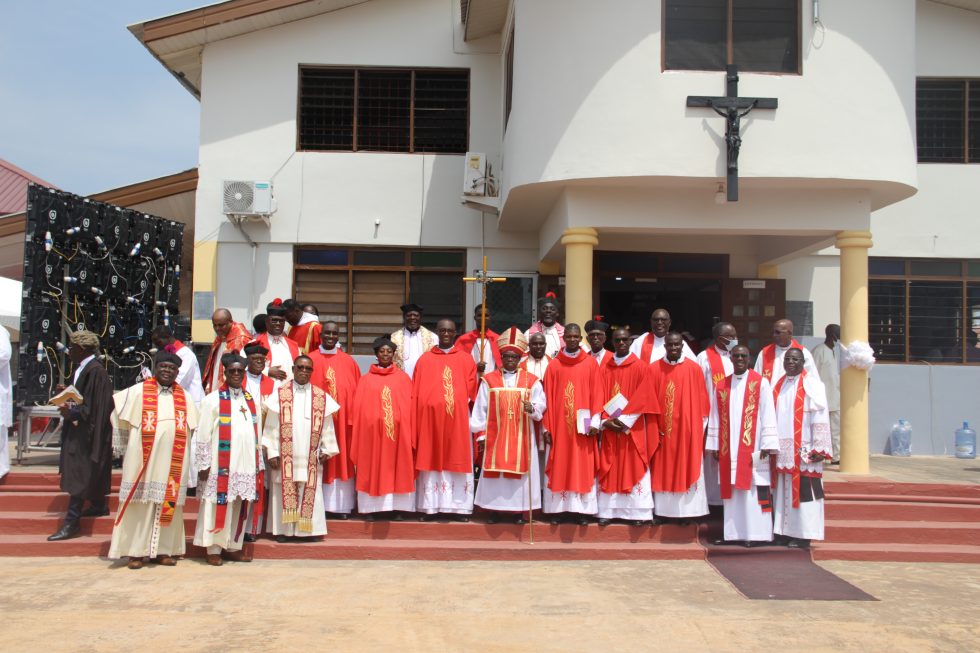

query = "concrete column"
[
  {"left": 191, "top": 240, "right": 218, "bottom": 343},
  {"left": 835, "top": 230, "right": 873, "bottom": 474},
  {"left": 757, "top": 264, "right": 779, "bottom": 279},
  {"left": 560, "top": 227, "right": 599, "bottom": 327}
]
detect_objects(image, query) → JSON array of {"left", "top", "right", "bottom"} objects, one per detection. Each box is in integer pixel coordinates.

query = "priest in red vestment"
[
  {"left": 541, "top": 323, "right": 603, "bottom": 525},
  {"left": 309, "top": 321, "right": 362, "bottom": 519},
  {"left": 649, "top": 332, "right": 711, "bottom": 523},
  {"left": 202, "top": 308, "right": 252, "bottom": 393},
  {"left": 455, "top": 304, "right": 502, "bottom": 376},
  {"left": 282, "top": 298, "right": 322, "bottom": 355},
  {"left": 413, "top": 319, "right": 478, "bottom": 519},
  {"left": 597, "top": 328, "right": 661, "bottom": 526},
  {"left": 754, "top": 318, "right": 818, "bottom": 386},
  {"left": 349, "top": 337, "right": 417, "bottom": 520},
  {"left": 253, "top": 300, "right": 299, "bottom": 383}
]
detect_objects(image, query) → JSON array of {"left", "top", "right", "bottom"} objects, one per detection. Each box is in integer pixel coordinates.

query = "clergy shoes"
[
  {"left": 575, "top": 515, "right": 590, "bottom": 526},
  {"left": 786, "top": 538, "right": 811, "bottom": 550},
  {"left": 47, "top": 521, "right": 80, "bottom": 541},
  {"left": 597, "top": 518, "right": 612, "bottom": 527},
  {"left": 485, "top": 513, "right": 498, "bottom": 524},
  {"left": 206, "top": 554, "right": 223, "bottom": 567}
]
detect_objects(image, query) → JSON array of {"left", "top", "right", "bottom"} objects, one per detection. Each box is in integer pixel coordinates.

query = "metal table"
[{"left": 16, "top": 405, "right": 63, "bottom": 464}]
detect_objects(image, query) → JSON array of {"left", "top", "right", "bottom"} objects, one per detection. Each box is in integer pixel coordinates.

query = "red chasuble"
[
  {"left": 413, "top": 346, "right": 478, "bottom": 473},
  {"left": 481, "top": 369, "right": 538, "bottom": 479},
  {"left": 649, "top": 359, "right": 711, "bottom": 493},
  {"left": 309, "top": 348, "right": 362, "bottom": 484},
  {"left": 202, "top": 322, "right": 252, "bottom": 393},
  {"left": 455, "top": 329, "right": 503, "bottom": 368},
  {"left": 349, "top": 365, "right": 416, "bottom": 496},
  {"left": 287, "top": 320, "right": 322, "bottom": 355},
  {"left": 598, "top": 354, "right": 661, "bottom": 494},
  {"left": 758, "top": 340, "right": 805, "bottom": 382},
  {"left": 542, "top": 349, "right": 602, "bottom": 494}
]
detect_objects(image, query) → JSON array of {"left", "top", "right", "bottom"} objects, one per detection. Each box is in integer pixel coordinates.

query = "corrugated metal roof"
[{"left": 0, "top": 158, "right": 57, "bottom": 216}]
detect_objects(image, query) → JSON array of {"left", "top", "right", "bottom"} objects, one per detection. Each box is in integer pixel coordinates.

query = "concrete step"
[
  {"left": 823, "top": 519, "right": 980, "bottom": 546},
  {"left": 813, "top": 541, "right": 980, "bottom": 564},
  {"left": 825, "top": 481, "right": 980, "bottom": 501},
  {"left": 0, "top": 533, "right": 705, "bottom": 561},
  {"left": 0, "top": 492, "right": 201, "bottom": 513},
  {"left": 824, "top": 499, "right": 980, "bottom": 522}
]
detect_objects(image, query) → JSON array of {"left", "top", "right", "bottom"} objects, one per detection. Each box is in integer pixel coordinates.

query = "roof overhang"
[
  {"left": 128, "top": 0, "right": 372, "bottom": 98},
  {"left": 462, "top": 0, "right": 508, "bottom": 41},
  {"left": 930, "top": 0, "right": 980, "bottom": 13}
]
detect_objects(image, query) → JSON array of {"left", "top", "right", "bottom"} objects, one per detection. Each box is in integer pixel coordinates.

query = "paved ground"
[
  {"left": 1, "top": 557, "right": 977, "bottom": 653},
  {"left": 825, "top": 454, "right": 980, "bottom": 485}
]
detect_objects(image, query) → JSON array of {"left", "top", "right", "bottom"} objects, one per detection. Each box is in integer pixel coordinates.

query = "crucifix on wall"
[{"left": 687, "top": 64, "right": 778, "bottom": 202}]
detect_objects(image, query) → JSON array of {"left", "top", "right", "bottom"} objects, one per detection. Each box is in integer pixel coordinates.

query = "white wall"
[
  {"left": 195, "top": 0, "right": 515, "bottom": 318},
  {"left": 501, "top": 0, "right": 918, "bottom": 211},
  {"left": 917, "top": 0, "right": 980, "bottom": 76}
]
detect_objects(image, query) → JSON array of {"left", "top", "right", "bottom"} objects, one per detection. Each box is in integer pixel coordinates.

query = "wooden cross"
[
  {"left": 462, "top": 256, "right": 506, "bottom": 366},
  {"left": 687, "top": 64, "right": 778, "bottom": 202}
]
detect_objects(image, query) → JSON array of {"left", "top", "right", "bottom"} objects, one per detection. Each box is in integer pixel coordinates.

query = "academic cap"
[
  {"left": 400, "top": 303, "right": 424, "bottom": 314},
  {"left": 243, "top": 342, "right": 269, "bottom": 357},
  {"left": 154, "top": 351, "right": 182, "bottom": 367}
]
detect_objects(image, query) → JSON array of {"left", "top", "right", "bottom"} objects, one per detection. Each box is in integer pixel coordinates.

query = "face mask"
[{"left": 724, "top": 338, "right": 739, "bottom": 352}]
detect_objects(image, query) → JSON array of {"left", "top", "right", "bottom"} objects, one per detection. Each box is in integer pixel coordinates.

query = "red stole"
[
  {"left": 203, "top": 322, "right": 252, "bottom": 392},
  {"left": 716, "top": 371, "right": 763, "bottom": 500},
  {"left": 277, "top": 383, "right": 327, "bottom": 532},
  {"left": 481, "top": 370, "right": 537, "bottom": 478},
  {"left": 456, "top": 329, "right": 503, "bottom": 368},
  {"left": 773, "top": 372, "right": 808, "bottom": 508},
  {"left": 255, "top": 332, "right": 300, "bottom": 368},
  {"left": 212, "top": 386, "right": 263, "bottom": 535},
  {"left": 760, "top": 340, "right": 804, "bottom": 382},
  {"left": 259, "top": 374, "right": 276, "bottom": 397},
  {"left": 287, "top": 320, "right": 321, "bottom": 355},
  {"left": 705, "top": 346, "right": 727, "bottom": 387},
  {"left": 115, "top": 379, "right": 189, "bottom": 526},
  {"left": 639, "top": 333, "right": 658, "bottom": 363}
]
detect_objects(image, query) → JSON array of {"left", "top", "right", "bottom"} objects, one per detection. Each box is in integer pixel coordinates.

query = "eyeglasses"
[{"left": 612, "top": 337, "right": 630, "bottom": 342}]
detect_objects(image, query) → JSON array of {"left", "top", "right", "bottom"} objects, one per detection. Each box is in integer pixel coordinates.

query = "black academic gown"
[{"left": 59, "top": 360, "right": 114, "bottom": 500}]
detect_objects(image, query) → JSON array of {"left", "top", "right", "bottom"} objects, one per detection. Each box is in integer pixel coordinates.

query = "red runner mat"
[{"left": 699, "top": 520, "right": 877, "bottom": 601}]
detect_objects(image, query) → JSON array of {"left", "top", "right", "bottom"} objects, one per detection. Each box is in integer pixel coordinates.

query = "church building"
[{"left": 129, "top": 0, "right": 980, "bottom": 466}]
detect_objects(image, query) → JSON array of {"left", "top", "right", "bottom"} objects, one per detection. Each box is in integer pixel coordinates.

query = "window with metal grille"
[
  {"left": 916, "top": 79, "right": 980, "bottom": 163},
  {"left": 298, "top": 67, "right": 469, "bottom": 153},
  {"left": 869, "top": 258, "right": 980, "bottom": 364},
  {"left": 294, "top": 247, "right": 466, "bottom": 355},
  {"left": 664, "top": 0, "right": 800, "bottom": 74}
]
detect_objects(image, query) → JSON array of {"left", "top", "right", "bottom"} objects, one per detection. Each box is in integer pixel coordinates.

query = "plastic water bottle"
[
  {"left": 954, "top": 422, "right": 976, "bottom": 459},
  {"left": 889, "top": 419, "right": 912, "bottom": 456}
]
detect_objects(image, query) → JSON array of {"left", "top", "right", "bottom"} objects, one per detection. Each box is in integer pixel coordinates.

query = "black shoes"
[
  {"left": 47, "top": 522, "right": 80, "bottom": 541},
  {"left": 786, "top": 538, "right": 811, "bottom": 549},
  {"left": 597, "top": 518, "right": 612, "bottom": 527}
]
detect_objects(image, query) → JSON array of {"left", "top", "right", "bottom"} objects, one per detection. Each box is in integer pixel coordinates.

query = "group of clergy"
[{"left": 79, "top": 294, "right": 833, "bottom": 569}]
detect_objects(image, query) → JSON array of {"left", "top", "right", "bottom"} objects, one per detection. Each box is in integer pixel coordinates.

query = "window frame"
[
  {"left": 661, "top": 0, "right": 802, "bottom": 76},
  {"left": 292, "top": 246, "right": 467, "bottom": 354},
  {"left": 869, "top": 257, "right": 980, "bottom": 365},
  {"left": 916, "top": 77, "right": 980, "bottom": 164},
  {"left": 296, "top": 65, "right": 471, "bottom": 154}
]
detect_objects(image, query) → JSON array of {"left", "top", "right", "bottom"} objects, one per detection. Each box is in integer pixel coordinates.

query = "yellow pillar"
[
  {"left": 560, "top": 227, "right": 599, "bottom": 327},
  {"left": 757, "top": 264, "right": 779, "bottom": 279},
  {"left": 836, "top": 230, "right": 873, "bottom": 474},
  {"left": 191, "top": 240, "right": 218, "bottom": 343}
]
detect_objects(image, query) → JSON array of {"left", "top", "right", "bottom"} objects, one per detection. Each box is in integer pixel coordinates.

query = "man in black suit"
[{"left": 48, "top": 330, "right": 114, "bottom": 541}]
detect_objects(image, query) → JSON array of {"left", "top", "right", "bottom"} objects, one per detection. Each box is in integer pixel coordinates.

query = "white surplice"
[
  {"left": 109, "top": 383, "right": 200, "bottom": 559},
  {"left": 209, "top": 342, "right": 227, "bottom": 395},
  {"left": 174, "top": 345, "right": 205, "bottom": 407},
  {"left": 628, "top": 333, "right": 697, "bottom": 364},
  {"left": 706, "top": 372, "right": 778, "bottom": 542},
  {"left": 810, "top": 341, "right": 841, "bottom": 461},
  {"left": 697, "top": 346, "right": 734, "bottom": 506},
  {"left": 192, "top": 388, "right": 264, "bottom": 554},
  {"left": 470, "top": 370, "right": 546, "bottom": 512},
  {"left": 264, "top": 334, "right": 295, "bottom": 382},
  {"left": 754, "top": 344, "right": 818, "bottom": 387},
  {"left": 262, "top": 381, "right": 340, "bottom": 537},
  {"left": 524, "top": 324, "right": 563, "bottom": 358},
  {"left": 773, "top": 373, "right": 833, "bottom": 541}
]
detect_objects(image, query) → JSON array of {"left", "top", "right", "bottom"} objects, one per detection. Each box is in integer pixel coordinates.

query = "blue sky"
[{"left": 0, "top": 1, "right": 205, "bottom": 195}]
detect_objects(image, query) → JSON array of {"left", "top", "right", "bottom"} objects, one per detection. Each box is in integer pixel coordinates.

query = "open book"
[{"left": 49, "top": 385, "right": 83, "bottom": 407}]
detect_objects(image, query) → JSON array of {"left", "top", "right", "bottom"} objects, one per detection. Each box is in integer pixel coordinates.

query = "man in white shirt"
[
  {"left": 629, "top": 308, "right": 697, "bottom": 364},
  {"left": 151, "top": 325, "right": 205, "bottom": 407},
  {"left": 810, "top": 323, "right": 841, "bottom": 464},
  {"left": 390, "top": 303, "right": 435, "bottom": 379},
  {"left": 585, "top": 318, "right": 610, "bottom": 366}
]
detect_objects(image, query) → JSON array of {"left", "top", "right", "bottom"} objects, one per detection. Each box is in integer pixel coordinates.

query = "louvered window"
[
  {"left": 298, "top": 67, "right": 469, "bottom": 153},
  {"left": 917, "top": 79, "right": 980, "bottom": 163}
]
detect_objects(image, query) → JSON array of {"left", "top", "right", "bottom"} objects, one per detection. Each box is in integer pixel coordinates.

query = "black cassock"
[{"left": 59, "top": 360, "right": 114, "bottom": 500}]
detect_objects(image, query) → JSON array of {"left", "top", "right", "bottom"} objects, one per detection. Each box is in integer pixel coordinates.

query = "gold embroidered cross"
[{"left": 507, "top": 402, "right": 515, "bottom": 419}]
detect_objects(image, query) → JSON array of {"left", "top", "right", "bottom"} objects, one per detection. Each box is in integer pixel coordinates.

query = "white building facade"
[{"left": 132, "top": 0, "right": 980, "bottom": 461}]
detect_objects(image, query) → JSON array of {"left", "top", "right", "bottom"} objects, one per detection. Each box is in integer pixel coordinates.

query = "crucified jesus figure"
[{"left": 713, "top": 100, "right": 758, "bottom": 172}]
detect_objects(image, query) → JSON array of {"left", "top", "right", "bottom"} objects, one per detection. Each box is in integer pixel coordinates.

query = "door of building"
[{"left": 721, "top": 278, "right": 786, "bottom": 354}]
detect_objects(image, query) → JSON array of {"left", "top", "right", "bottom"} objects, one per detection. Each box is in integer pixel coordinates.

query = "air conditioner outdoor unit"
[
  {"left": 222, "top": 180, "right": 274, "bottom": 216},
  {"left": 462, "top": 152, "right": 487, "bottom": 196}
]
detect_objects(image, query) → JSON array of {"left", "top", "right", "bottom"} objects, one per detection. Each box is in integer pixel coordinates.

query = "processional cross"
[
  {"left": 686, "top": 64, "right": 778, "bottom": 202},
  {"left": 462, "top": 256, "right": 506, "bottom": 367}
]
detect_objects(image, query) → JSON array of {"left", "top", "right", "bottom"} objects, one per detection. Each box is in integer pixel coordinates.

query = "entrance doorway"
[{"left": 596, "top": 251, "right": 726, "bottom": 348}]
